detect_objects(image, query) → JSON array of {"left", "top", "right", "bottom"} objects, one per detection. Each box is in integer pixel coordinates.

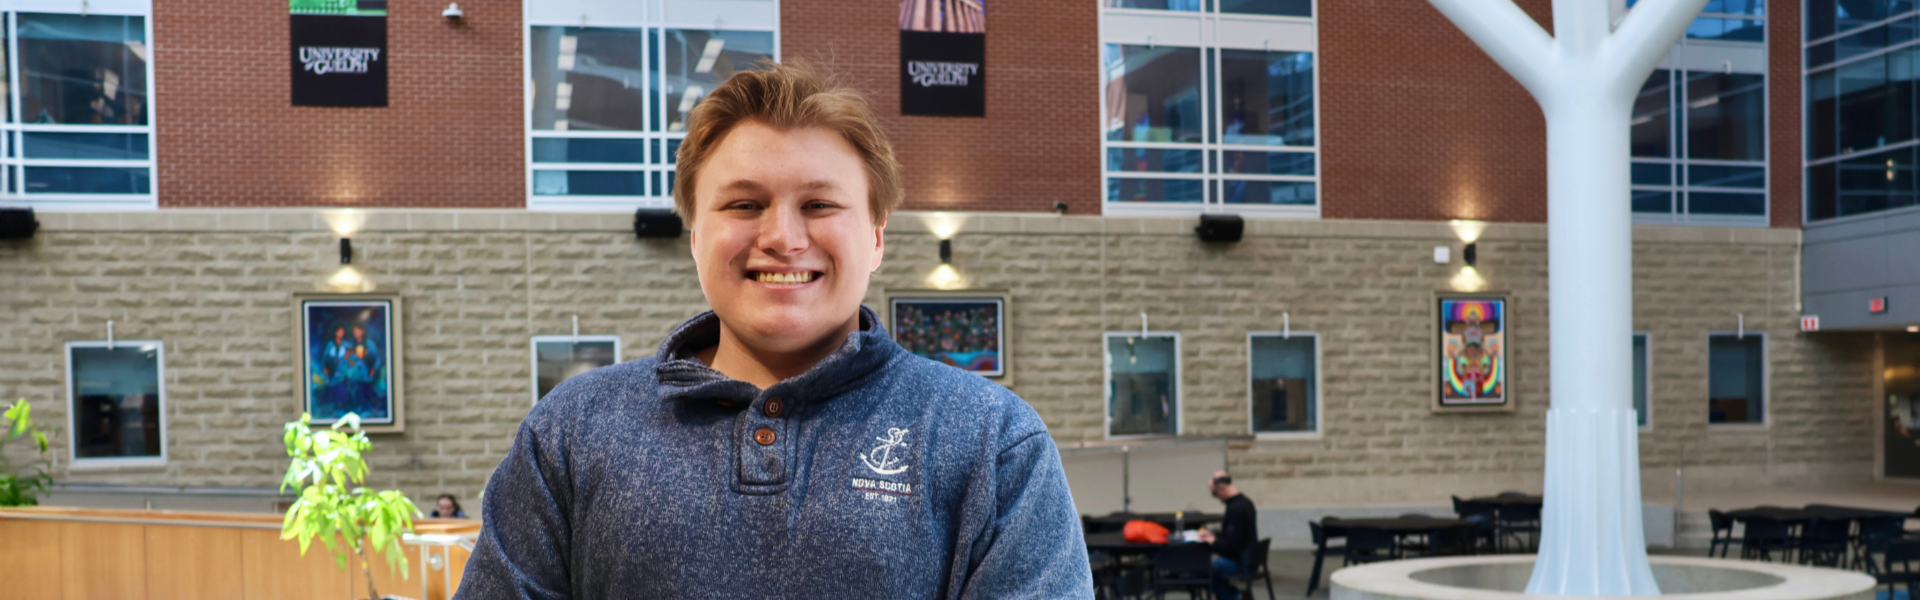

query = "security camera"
[{"left": 442, "top": 3, "right": 464, "bottom": 18}]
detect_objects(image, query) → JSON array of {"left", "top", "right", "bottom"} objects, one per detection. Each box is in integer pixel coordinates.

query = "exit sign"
[
  {"left": 1802, "top": 316, "right": 1820, "bottom": 332},
  {"left": 1871, "top": 297, "right": 1889, "bottom": 314}
]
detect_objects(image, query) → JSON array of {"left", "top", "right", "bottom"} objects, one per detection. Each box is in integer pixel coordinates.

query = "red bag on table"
[{"left": 1122, "top": 520, "right": 1170, "bottom": 544}]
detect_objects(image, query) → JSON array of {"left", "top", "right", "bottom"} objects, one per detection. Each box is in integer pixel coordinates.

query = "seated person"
[
  {"left": 1196, "top": 471, "right": 1257, "bottom": 600},
  {"left": 432, "top": 493, "right": 468, "bottom": 518}
]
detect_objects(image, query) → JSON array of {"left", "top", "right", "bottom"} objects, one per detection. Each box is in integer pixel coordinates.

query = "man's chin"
[{"left": 719, "top": 311, "right": 856, "bottom": 353}]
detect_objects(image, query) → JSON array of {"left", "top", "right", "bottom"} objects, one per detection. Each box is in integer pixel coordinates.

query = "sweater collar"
[{"left": 653, "top": 305, "right": 901, "bottom": 405}]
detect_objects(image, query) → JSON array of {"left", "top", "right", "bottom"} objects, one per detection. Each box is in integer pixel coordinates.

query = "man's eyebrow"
[{"left": 716, "top": 179, "right": 770, "bottom": 195}]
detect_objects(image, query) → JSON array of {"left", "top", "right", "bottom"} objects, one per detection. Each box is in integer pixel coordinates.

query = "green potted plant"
[
  {"left": 0, "top": 399, "right": 53, "bottom": 507},
  {"left": 280, "top": 412, "right": 420, "bottom": 600}
]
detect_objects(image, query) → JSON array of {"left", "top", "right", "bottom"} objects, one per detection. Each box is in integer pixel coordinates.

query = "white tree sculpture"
[{"left": 1422, "top": 0, "right": 1711, "bottom": 595}]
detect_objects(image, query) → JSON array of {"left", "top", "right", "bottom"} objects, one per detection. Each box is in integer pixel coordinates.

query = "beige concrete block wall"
[{"left": 0, "top": 211, "right": 1873, "bottom": 511}]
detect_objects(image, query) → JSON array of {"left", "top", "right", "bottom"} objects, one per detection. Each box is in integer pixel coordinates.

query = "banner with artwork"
[
  {"left": 1437, "top": 296, "right": 1508, "bottom": 408},
  {"left": 290, "top": 0, "right": 388, "bottom": 107},
  {"left": 899, "top": 0, "right": 984, "bottom": 116}
]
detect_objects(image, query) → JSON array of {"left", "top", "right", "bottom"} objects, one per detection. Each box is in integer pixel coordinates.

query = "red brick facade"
[
  {"left": 154, "top": 1, "right": 524, "bottom": 208},
  {"left": 1769, "top": 1, "right": 1802, "bottom": 228}
]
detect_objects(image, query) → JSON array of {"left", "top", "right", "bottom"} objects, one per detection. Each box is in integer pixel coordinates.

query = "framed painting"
[
  {"left": 1433, "top": 292, "right": 1514, "bottom": 413},
  {"left": 294, "top": 292, "right": 404, "bottom": 432},
  {"left": 885, "top": 290, "right": 1008, "bottom": 379},
  {"left": 530, "top": 335, "right": 622, "bottom": 404}
]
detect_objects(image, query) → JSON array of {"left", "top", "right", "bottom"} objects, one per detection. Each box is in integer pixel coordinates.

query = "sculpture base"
[{"left": 1332, "top": 556, "right": 1875, "bottom": 600}]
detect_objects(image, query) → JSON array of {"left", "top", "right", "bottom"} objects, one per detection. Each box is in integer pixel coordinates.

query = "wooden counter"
[{"left": 0, "top": 506, "right": 479, "bottom": 600}]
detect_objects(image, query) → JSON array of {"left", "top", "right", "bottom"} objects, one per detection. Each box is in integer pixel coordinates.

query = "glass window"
[
  {"left": 1806, "top": 17, "right": 1920, "bottom": 221},
  {"left": 1633, "top": 333, "right": 1650, "bottom": 428},
  {"left": 662, "top": 30, "right": 775, "bottom": 132},
  {"left": 1219, "top": 50, "right": 1314, "bottom": 147},
  {"left": 1250, "top": 333, "right": 1317, "bottom": 434},
  {"left": 531, "top": 336, "right": 621, "bottom": 403},
  {"left": 1103, "top": 45, "right": 1204, "bottom": 144},
  {"left": 1708, "top": 334, "right": 1765, "bottom": 424},
  {"left": 1107, "top": 333, "right": 1179, "bottom": 437},
  {"left": 530, "top": 27, "right": 647, "bottom": 132},
  {"left": 5, "top": 12, "right": 155, "bottom": 206},
  {"left": 20, "top": 14, "right": 148, "bottom": 126},
  {"left": 67, "top": 342, "right": 165, "bottom": 464},
  {"left": 1686, "top": 72, "right": 1766, "bottom": 161},
  {"left": 1632, "top": 69, "right": 1674, "bottom": 158},
  {"left": 1632, "top": 69, "right": 1768, "bottom": 222},
  {"left": 1217, "top": 0, "right": 1310, "bottom": 17}
]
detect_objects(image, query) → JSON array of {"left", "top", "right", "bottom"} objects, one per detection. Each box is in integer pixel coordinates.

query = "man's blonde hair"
[{"left": 674, "top": 61, "right": 903, "bottom": 225}]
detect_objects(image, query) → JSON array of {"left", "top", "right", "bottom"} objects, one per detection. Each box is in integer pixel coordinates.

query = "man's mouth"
[{"left": 749, "top": 271, "right": 820, "bottom": 285}]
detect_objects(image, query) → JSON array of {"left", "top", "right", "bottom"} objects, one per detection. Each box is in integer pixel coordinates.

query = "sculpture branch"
[
  {"left": 1552, "top": 0, "right": 1612, "bottom": 56},
  {"left": 1603, "top": 0, "right": 1714, "bottom": 88},
  {"left": 1426, "top": 0, "right": 1557, "bottom": 99}
]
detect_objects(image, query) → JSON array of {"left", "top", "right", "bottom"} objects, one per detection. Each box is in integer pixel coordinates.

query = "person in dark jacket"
[
  {"left": 454, "top": 61, "right": 1092, "bottom": 599},
  {"left": 1196, "top": 471, "right": 1257, "bottom": 600}
]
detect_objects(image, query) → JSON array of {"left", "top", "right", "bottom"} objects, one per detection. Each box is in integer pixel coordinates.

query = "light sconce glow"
[
  {"left": 920, "top": 212, "right": 963, "bottom": 240},
  {"left": 1449, "top": 219, "right": 1488, "bottom": 244},
  {"left": 926, "top": 264, "right": 965, "bottom": 290},
  {"left": 1450, "top": 265, "right": 1487, "bottom": 292},
  {"left": 557, "top": 35, "right": 578, "bottom": 71},
  {"left": 1909, "top": 325, "right": 1919, "bottom": 333},
  {"left": 323, "top": 210, "right": 366, "bottom": 236},
  {"left": 326, "top": 266, "right": 374, "bottom": 292}
]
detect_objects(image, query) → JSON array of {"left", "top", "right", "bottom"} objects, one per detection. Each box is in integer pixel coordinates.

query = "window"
[
  {"left": 66, "top": 341, "right": 165, "bottom": 468},
  {"left": 1707, "top": 333, "right": 1765, "bottom": 425},
  {"left": 1249, "top": 332, "right": 1317, "bottom": 435},
  {"left": 1633, "top": 332, "right": 1650, "bottom": 428},
  {"left": 525, "top": 0, "right": 777, "bottom": 210},
  {"left": 530, "top": 335, "right": 621, "bottom": 404},
  {"left": 1106, "top": 332, "right": 1180, "bottom": 437},
  {"left": 1098, "top": 0, "right": 1317, "bottom": 216},
  {"left": 1804, "top": 1, "right": 1920, "bottom": 220},
  {"left": 1628, "top": 0, "right": 1768, "bottom": 226},
  {"left": 1, "top": 10, "right": 154, "bottom": 209}
]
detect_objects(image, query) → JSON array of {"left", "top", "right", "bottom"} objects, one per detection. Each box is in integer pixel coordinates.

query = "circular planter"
[{"left": 1331, "top": 555, "right": 1875, "bottom": 600}]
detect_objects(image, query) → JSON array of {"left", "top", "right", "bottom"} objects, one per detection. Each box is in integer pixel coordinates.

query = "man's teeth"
[{"left": 755, "top": 271, "right": 815, "bottom": 285}]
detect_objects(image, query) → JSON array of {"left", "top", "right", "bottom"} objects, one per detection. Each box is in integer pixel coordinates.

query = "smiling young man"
[{"left": 456, "top": 63, "right": 1093, "bottom": 599}]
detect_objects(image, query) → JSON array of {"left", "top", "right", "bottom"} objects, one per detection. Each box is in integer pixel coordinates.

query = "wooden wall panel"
[
  {"left": 349, "top": 542, "right": 425, "bottom": 600},
  {"left": 0, "top": 520, "right": 63, "bottom": 598},
  {"left": 58, "top": 522, "right": 147, "bottom": 600},
  {"left": 145, "top": 525, "right": 245, "bottom": 600},
  {"left": 240, "top": 529, "right": 350, "bottom": 600},
  {"left": 447, "top": 546, "right": 470, "bottom": 596}
]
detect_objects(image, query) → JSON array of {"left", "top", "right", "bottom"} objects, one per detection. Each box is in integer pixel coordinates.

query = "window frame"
[
  {"left": 528, "top": 334, "right": 622, "bottom": 405},
  {"left": 1, "top": 5, "right": 159, "bottom": 210},
  {"left": 1799, "top": 4, "right": 1920, "bottom": 223},
  {"left": 1705, "top": 330, "right": 1768, "bottom": 428},
  {"left": 64, "top": 339, "right": 168, "bottom": 470},
  {"left": 1095, "top": 0, "right": 1321, "bottom": 218},
  {"left": 1245, "top": 330, "right": 1321, "bottom": 439},
  {"left": 1103, "top": 330, "right": 1183, "bottom": 439},
  {"left": 522, "top": 0, "right": 781, "bottom": 211},
  {"left": 1631, "top": 30, "right": 1770, "bottom": 227},
  {"left": 1634, "top": 330, "right": 1652, "bottom": 431}
]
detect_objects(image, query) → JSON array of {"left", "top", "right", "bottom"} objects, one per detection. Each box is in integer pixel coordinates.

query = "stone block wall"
[{"left": 0, "top": 211, "right": 1872, "bottom": 511}]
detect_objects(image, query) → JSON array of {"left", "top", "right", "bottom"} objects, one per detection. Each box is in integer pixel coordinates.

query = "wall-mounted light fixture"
[
  {"left": 442, "top": 3, "right": 464, "bottom": 18},
  {"left": 1462, "top": 242, "right": 1477, "bottom": 267},
  {"left": 0, "top": 207, "right": 37, "bottom": 240},
  {"left": 340, "top": 238, "right": 353, "bottom": 265},
  {"left": 939, "top": 239, "right": 952, "bottom": 264}
]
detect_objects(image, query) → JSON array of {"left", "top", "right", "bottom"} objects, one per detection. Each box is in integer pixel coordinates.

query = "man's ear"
[{"left": 870, "top": 216, "right": 886, "bottom": 273}]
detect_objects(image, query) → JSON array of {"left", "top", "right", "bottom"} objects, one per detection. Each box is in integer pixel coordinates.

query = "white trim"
[
  {"left": 1705, "top": 330, "right": 1769, "bottom": 428},
  {"left": 63, "top": 340, "right": 167, "bottom": 470},
  {"left": 1246, "top": 330, "right": 1322, "bottom": 439},
  {"left": 1103, "top": 330, "right": 1182, "bottom": 439},
  {"left": 528, "top": 335, "right": 622, "bottom": 405}
]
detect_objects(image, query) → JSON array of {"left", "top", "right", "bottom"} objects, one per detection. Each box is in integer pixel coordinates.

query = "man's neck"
[{"left": 695, "top": 314, "right": 862, "bottom": 389}]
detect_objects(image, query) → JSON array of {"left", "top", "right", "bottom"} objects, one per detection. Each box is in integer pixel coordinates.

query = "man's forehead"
[{"left": 716, "top": 178, "right": 847, "bottom": 194}]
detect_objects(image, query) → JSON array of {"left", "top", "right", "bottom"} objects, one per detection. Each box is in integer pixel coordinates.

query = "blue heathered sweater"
[{"left": 455, "top": 307, "right": 1094, "bottom": 599}]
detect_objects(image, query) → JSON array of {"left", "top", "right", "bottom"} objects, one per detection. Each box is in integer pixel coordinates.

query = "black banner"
[
  {"left": 898, "top": 0, "right": 984, "bottom": 117},
  {"left": 290, "top": 8, "right": 387, "bottom": 107}
]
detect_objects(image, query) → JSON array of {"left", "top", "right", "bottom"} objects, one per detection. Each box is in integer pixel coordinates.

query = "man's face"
[{"left": 690, "top": 120, "right": 883, "bottom": 355}]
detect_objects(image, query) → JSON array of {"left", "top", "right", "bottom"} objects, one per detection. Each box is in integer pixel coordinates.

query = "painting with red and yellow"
[{"left": 1439, "top": 298, "right": 1506, "bottom": 405}]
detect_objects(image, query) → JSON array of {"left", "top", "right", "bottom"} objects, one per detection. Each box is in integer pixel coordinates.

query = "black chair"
[
  {"left": 1706, "top": 510, "right": 1740, "bottom": 559},
  {"left": 1343, "top": 527, "right": 1396, "bottom": 566},
  {"left": 1797, "top": 517, "right": 1850, "bottom": 567},
  {"left": 1147, "top": 543, "right": 1212, "bottom": 600},
  {"left": 1495, "top": 504, "right": 1541, "bottom": 553},
  {"left": 1855, "top": 515, "right": 1907, "bottom": 574},
  {"left": 1740, "top": 516, "right": 1795, "bottom": 562},
  {"left": 1497, "top": 491, "right": 1529, "bottom": 498},
  {"left": 1453, "top": 496, "right": 1498, "bottom": 553},
  {"left": 1305, "top": 522, "right": 1345, "bottom": 597},
  {"left": 1880, "top": 538, "right": 1920, "bottom": 598},
  {"left": 1230, "top": 538, "right": 1275, "bottom": 600},
  {"left": 1396, "top": 513, "right": 1434, "bottom": 556},
  {"left": 1426, "top": 524, "right": 1479, "bottom": 556}
]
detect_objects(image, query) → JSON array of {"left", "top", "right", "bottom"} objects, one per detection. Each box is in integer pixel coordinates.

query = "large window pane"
[
  {"left": 531, "top": 138, "right": 646, "bottom": 163},
  {"left": 1219, "top": 50, "right": 1314, "bottom": 147},
  {"left": 1836, "top": 145, "right": 1920, "bottom": 216},
  {"left": 1107, "top": 147, "right": 1205, "bottom": 173},
  {"left": 530, "top": 26, "right": 646, "bottom": 131},
  {"left": 1687, "top": 191, "right": 1768, "bottom": 215},
  {"left": 1633, "top": 190, "right": 1675, "bottom": 213},
  {"left": 1108, "top": 334, "right": 1179, "bottom": 436},
  {"left": 1834, "top": 17, "right": 1918, "bottom": 62},
  {"left": 1688, "top": 164, "right": 1766, "bottom": 188},
  {"left": 1836, "top": 52, "right": 1916, "bottom": 156},
  {"left": 1251, "top": 334, "right": 1316, "bottom": 433},
  {"left": 19, "top": 13, "right": 147, "bottom": 125},
  {"left": 531, "top": 170, "right": 646, "bottom": 196},
  {"left": 22, "top": 132, "right": 148, "bottom": 160},
  {"left": 1686, "top": 72, "right": 1766, "bottom": 161},
  {"left": 1633, "top": 70, "right": 1674, "bottom": 157},
  {"left": 1221, "top": 179, "right": 1313, "bottom": 205},
  {"left": 1104, "top": 44, "right": 1204, "bottom": 144},
  {"left": 1708, "top": 334, "right": 1765, "bottom": 424},
  {"left": 1107, "top": 177, "right": 1205, "bottom": 203},
  {"left": 1218, "top": 0, "right": 1311, "bottom": 17},
  {"left": 1687, "top": 17, "right": 1765, "bottom": 42},
  {"left": 1634, "top": 334, "right": 1649, "bottom": 427},
  {"left": 663, "top": 30, "right": 775, "bottom": 132},
  {"left": 25, "top": 166, "right": 150, "bottom": 194},
  {"left": 1808, "top": 71, "right": 1838, "bottom": 159},
  {"left": 69, "top": 343, "right": 163, "bottom": 461},
  {"left": 1631, "top": 162, "right": 1673, "bottom": 185},
  {"left": 1220, "top": 150, "right": 1313, "bottom": 175}
]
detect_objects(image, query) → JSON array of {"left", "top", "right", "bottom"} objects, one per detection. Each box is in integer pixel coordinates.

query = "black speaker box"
[
  {"left": 0, "top": 208, "right": 37, "bottom": 240},
  {"left": 1195, "top": 214, "right": 1244, "bottom": 243},
  {"left": 634, "top": 209, "right": 684, "bottom": 239}
]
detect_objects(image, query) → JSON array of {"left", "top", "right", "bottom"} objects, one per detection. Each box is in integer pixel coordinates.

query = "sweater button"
[
  {"left": 753, "top": 428, "right": 777, "bottom": 445},
  {"left": 764, "top": 397, "right": 785, "bottom": 418}
]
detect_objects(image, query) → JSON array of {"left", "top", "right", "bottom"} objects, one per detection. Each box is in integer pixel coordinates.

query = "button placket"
[{"left": 736, "top": 391, "right": 793, "bottom": 487}]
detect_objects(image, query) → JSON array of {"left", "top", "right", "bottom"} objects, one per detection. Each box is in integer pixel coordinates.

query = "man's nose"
[{"left": 759, "top": 203, "right": 808, "bottom": 255}]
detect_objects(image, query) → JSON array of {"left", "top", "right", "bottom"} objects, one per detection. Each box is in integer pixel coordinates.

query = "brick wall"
[
  {"left": 1770, "top": 1, "right": 1804, "bottom": 227},
  {"left": 0, "top": 212, "right": 1869, "bottom": 508},
  {"left": 153, "top": 1, "right": 524, "bottom": 207},
  {"left": 780, "top": 0, "right": 1103, "bottom": 214}
]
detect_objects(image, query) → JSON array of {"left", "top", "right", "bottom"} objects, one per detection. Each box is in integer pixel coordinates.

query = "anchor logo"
[{"left": 859, "top": 428, "right": 911, "bottom": 475}]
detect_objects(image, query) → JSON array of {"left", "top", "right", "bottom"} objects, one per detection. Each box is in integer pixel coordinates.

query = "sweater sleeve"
[
  {"left": 951, "top": 432, "right": 1096, "bottom": 599},
  {"left": 1211, "top": 500, "right": 1254, "bottom": 561},
  {"left": 454, "top": 408, "right": 574, "bottom": 600}
]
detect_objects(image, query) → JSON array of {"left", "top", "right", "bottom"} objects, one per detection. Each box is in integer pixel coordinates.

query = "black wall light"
[
  {"left": 0, "top": 207, "right": 38, "bottom": 240},
  {"left": 1195, "top": 214, "right": 1244, "bottom": 243},
  {"left": 634, "top": 209, "right": 684, "bottom": 239},
  {"left": 1462, "top": 242, "right": 1477, "bottom": 267},
  {"left": 939, "top": 239, "right": 952, "bottom": 264},
  {"left": 340, "top": 238, "right": 353, "bottom": 264}
]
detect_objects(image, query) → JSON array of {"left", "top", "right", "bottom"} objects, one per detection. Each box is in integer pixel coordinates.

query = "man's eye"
[
  {"left": 726, "top": 202, "right": 761, "bottom": 211},
  {"left": 805, "top": 201, "right": 835, "bottom": 210}
]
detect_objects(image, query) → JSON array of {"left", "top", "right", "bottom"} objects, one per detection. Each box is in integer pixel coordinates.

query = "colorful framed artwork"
[
  {"left": 885, "top": 290, "right": 1008, "bottom": 379},
  {"left": 1433, "top": 293, "right": 1513, "bottom": 413},
  {"left": 294, "top": 292, "right": 404, "bottom": 432}
]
